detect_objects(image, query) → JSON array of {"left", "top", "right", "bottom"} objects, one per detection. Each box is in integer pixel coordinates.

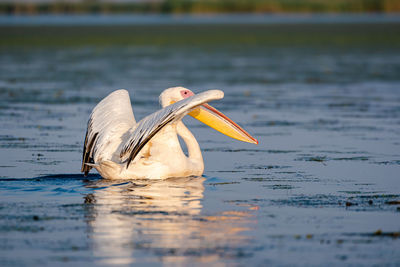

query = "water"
[
  {"left": 0, "top": 15, "right": 400, "bottom": 266},
  {"left": 2, "top": 14, "right": 400, "bottom": 26}
]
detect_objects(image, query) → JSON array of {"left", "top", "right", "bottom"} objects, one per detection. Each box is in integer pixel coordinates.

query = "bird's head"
[
  {"left": 159, "top": 86, "right": 195, "bottom": 107},
  {"left": 160, "top": 86, "right": 258, "bottom": 145}
]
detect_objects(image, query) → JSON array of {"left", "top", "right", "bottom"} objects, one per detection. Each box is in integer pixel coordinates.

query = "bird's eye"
[{"left": 180, "top": 90, "right": 194, "bottom": 98}]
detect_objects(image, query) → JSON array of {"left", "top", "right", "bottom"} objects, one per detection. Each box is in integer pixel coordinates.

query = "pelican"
[{"left": 81, "top": 87, "right": 258, "bottom": 179}]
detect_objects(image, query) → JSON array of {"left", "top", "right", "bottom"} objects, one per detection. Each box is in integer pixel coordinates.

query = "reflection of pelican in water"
[{"left": 84, "top": 177, "right": 255, "bottom": 265}]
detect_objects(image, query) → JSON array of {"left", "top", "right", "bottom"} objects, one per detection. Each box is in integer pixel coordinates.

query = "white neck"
[{"left": 176, "top": 121, "right": 204, "bottom": 173}]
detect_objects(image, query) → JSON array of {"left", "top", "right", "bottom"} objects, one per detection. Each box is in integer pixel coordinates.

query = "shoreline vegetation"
[{"left": 1, "top": 0, "right": 400, "bottom": 15}]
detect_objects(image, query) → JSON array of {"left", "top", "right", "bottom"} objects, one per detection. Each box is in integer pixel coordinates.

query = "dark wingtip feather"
[{"left": 81, "top": 131, "right": 98, "bottom": 175}]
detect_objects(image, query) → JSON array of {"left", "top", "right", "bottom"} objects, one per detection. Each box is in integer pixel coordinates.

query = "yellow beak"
[{"left": 188, "top": 103, "right": 258, "bottom": 144}]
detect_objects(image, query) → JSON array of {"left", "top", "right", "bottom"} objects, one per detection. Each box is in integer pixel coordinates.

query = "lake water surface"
[{"left": 0, "top": 15, "right": 399, "bottom": 266}]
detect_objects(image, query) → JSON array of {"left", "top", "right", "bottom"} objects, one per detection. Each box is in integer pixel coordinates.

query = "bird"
[{"left": 81, "top": 87, "right": 258, "bottom": 179}]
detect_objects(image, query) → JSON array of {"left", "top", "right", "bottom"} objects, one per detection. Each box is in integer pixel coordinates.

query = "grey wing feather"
[
  {"left": 121, "top": 90, "right": 224, "bottom": 168},
  {"left": 81, "top": 89, "right": 136, "bottom": 176}
]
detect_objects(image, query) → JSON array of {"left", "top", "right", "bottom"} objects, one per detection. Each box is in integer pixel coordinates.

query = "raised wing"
[
  {"left": 121, "top": 90, "right": 224, "bottom": 168},
  {"left": 81, "top": 89, "right": 136, "bottom": 176}
]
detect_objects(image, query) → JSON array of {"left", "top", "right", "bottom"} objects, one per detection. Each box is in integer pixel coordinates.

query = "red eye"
[{"left": 180, "top": 90, "right": 194, "bottom": 98}]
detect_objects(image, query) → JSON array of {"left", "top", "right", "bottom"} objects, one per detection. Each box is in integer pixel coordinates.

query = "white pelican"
[{"left": 81, "top": 87, "right": 257, "bottom": 179}]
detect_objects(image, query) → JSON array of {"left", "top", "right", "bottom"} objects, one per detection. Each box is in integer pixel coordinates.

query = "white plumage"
[{"left": 82, "top": 87, "right": 257, "bottom": 179}]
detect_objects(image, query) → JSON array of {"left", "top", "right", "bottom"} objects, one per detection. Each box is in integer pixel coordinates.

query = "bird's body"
[{"left": 82, "top": 87, "right": 257, "bottom": 179}]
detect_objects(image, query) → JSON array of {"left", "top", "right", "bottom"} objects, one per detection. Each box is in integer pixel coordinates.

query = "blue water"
[
  {"left": 1, "top": 14, "right": 400, "bottom": 26},
  {"left": 0, "top": 15, "right": 400, "bottom": 266}
]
